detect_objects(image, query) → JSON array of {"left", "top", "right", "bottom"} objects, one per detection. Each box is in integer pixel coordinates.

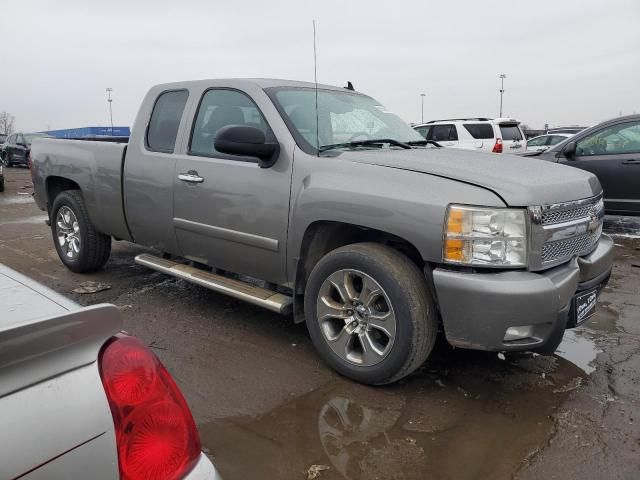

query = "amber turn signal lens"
[{"left": 445, "top": 238, "right": 465, "bottom": 261}]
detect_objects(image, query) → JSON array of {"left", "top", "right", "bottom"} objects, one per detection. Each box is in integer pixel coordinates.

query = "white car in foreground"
[
  {"left": 525, "top": 133, "right": 573, "bottom": 152},
  {"left": 0, "top": 264, "right": 221, "bottom": 480},
  {"left": 413, "top": 117, "right": 527, "bottom": 153}
]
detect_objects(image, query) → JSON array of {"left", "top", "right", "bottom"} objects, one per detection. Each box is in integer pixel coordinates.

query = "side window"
[
  {"left": 414, "top": 126, "right": 429, "bottom": 138},
  {"left": 548, "top": 135, "right": 567, "bottom": 146},
  {"left": 430, "top": 124, "right": 457, "bottom": 142},
  {"left": 146, "top": 90, "right": 189, "bottom": 153},
  {"left": 527, "top": 136, "right": 547, "bottom": 147},
  {"left": 463, "top": 123, "right": 494, "bottom": 139},
  {"left": 576, "top": 121, "right": 640, "bottom": 156},
  {"left": 190, "top": 89, "right": 271, "bottom": 157}
]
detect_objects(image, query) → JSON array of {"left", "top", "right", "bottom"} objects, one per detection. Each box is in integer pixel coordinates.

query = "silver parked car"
[
  {"left": 526, "top": 133, "right": 573, "bottom": 152},
  {"left": 0, "top": 264, "right": 221, "bottom": 480}
]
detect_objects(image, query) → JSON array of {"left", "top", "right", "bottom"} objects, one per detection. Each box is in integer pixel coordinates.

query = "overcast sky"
[{"left": 1, "top": 0, "right": 638, "bottom": 132}]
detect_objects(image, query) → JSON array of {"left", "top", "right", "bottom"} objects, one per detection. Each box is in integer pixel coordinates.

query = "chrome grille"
[
  {"left": 542, "top": 229, "right": 602, "bottom": 263},
  {"left": 529, "top": 194, "right": 604, "bottom": 269},
  {"left": 542, "top": 204, "right": 593, "bottom": 225}
]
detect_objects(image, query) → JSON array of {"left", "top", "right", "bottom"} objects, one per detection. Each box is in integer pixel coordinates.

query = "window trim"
[
  {"left": 144, "top": 88, "right": 189, "bottom": 154},
  {"left": 187, "top": 87, "right": 276, "bottom": 163}
]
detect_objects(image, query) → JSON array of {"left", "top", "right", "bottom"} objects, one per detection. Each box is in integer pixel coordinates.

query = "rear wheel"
[
  {"left": 304, "top": 243, "right": 437, "bottom": 385},
  {"left": 51, "top": 190, "right": 111, "bottom": 273}
]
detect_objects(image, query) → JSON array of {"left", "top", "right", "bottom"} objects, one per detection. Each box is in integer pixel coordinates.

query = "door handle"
[
  {"left": 622, "top": 159, "right": 640, "bottom": 165},
  {"left": 178, "top": 171, "right": 204, "bottom": 183}
]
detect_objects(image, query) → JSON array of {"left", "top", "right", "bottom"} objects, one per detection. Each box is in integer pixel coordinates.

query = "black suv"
[
  {"left": 1, "top": 132, "right": 51, "bottom": 167},
  {"left": 535, "top": 115, "right": 640, "bottom": 216}
]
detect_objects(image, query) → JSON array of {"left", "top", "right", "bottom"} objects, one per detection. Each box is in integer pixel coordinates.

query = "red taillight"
[
  {"left": 99, "top": 336, "right": 201, "bottom": 480},
  {"left": 492, "top": 138, "right": 503, "bottom": 153}
]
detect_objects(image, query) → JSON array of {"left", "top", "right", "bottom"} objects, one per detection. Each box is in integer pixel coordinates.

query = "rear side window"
[
  {"left": 499, "top": 124, "right": 523, "bottom": 141},
  {"left": 429, "top": 124, "right": 458, "bottom": 141},
  {"left": 146, "top": 90, "right": 189, "bottom": 153},
  {"left": 463, "top": 123, "right": 494, "bottom": 139}
]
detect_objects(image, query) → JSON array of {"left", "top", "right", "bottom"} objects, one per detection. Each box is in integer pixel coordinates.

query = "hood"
[{"left": 336, "top": 147, "right": 601, "bottom": 206}]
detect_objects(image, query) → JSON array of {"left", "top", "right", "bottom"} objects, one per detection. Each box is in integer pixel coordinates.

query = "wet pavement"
[{"left": 1, "top": 168, "right": 638, "bottom": 479}]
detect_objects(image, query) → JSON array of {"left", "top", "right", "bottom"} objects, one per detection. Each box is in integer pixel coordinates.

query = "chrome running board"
[{"left": 134, "top": 253, "right": 292, "bottom": 315}]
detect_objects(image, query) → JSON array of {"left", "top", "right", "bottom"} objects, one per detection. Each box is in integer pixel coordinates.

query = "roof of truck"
[{"left": 152, "top": 78, "right": 357, "bottom": 93}]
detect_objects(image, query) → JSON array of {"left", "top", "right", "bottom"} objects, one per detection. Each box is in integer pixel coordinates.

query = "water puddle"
[
  {"left": 200, "top": 347, "right": 585, "bottom": 480},
  {"left": 556, "top": 330, "right": 601, "bottom": 374}
]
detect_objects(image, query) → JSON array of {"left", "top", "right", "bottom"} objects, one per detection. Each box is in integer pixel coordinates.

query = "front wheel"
[
  {"left": 304, "top": 243, "right": 437, "bottom": 385},
  {"left": 51, "top": 190, "right": 111, "bottom": 273}
]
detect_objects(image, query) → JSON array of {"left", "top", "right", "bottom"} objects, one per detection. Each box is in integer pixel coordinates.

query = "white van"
[{"left": 413, "top": 118, "right": 527, "bottom": 153}]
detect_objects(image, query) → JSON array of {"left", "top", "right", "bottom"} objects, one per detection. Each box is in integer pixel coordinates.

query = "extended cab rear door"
[
  {"left": 124, "top": 88, "right": 190, "bottom": 255},
  {"left": 171, "top": 83, "right": 293, "bottom": 285}
]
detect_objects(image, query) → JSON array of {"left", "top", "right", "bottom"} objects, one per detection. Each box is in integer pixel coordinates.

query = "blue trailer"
[{"left": 44, "top": 126, "right": 130, "bottom": 138}]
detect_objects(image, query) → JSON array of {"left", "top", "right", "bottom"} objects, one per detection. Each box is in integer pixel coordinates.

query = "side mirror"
[
  {"left": 214, "top": 125, "right": 279, "bottom": 168},
  {"left": 562, "top": 141, "right": 577, "bottom": 159}
]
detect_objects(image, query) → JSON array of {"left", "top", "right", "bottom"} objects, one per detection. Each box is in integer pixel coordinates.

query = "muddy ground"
[{"left": 1, "top": 168, "right": 638, "bottom": 480}]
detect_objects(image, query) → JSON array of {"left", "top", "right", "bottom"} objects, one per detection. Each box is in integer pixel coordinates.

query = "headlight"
[{"left": 443, "top": 205, "right": 528, "bottom": 267}]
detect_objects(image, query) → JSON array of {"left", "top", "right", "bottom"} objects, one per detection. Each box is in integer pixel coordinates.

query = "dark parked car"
[
  {"left": 534, "top": 115, "right": 640, "bottom": 216},
  {"left": 1, "top": 132, "right": 51, "bottom": 167}
]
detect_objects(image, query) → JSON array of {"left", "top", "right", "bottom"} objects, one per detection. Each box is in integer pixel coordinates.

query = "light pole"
[
  {"left": 498, "top": 74, "right": 507, "bottom": 117},
  {"left": 106, "top": 88, "right": 114, "bottom": 136},
  {"left": 420, "top": 93, "right": 426, "bottom": 123}
]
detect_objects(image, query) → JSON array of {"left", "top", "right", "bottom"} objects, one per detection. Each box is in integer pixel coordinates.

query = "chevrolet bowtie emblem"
[{"left": 587, "top": 212, "right": 600, "bottom": 234}]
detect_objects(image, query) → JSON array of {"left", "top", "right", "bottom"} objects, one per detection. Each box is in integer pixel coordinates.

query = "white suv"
[{"left": 413, "top": 118, "right": 527, "bottom": 154}]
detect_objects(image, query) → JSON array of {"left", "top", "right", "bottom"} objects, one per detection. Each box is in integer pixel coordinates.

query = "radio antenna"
[{"left": 313, "top": 19, "right": 320, "bottom": 156}]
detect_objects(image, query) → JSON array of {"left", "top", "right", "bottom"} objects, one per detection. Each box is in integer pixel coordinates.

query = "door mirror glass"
[
  {"left": 563, "top": 141, "right": 577, "bottom": 158},
  {"left": 214, "top": 125, "right": 279, "bottom": 167}
]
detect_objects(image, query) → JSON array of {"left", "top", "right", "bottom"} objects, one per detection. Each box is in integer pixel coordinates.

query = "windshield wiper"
[
  {"left": 319, "top": 138, "right": 412, "bottom": 152},
  {"left": 406, "top": 140, "right": 442, "bottom": 148}
]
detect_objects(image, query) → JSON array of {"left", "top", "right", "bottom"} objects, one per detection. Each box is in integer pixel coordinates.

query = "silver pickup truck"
[
  {"left": 31, "top": 78, "right": 614, "bottom": 385},
  {"left": 0, "top": 264, "right": 218, "bottom": 480}
]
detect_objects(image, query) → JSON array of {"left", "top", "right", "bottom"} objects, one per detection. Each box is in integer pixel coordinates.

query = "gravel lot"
[{"left": 1, "top": 167, "right": 638, "bottom": 480}]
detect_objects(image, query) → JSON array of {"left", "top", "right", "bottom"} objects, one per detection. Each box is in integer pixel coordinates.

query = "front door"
[
  {"left": 172, "top": 88, "right": 292, "bottom": 284},
  {"left": 558, "top": 119, "right": 640, "bottom": 215}
]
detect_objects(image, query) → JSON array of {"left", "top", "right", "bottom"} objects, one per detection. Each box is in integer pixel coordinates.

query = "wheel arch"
[
  {"left": 46, "top": 176, "right": 81, "bottom": 214},
  {"left": 292, "top": 220, "right": 428, "bottom": 323}
]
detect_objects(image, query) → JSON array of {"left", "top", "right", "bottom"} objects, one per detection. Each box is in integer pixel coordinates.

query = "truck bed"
[{"left": 31, "top": 138, "right": 132, "bottom": 241}]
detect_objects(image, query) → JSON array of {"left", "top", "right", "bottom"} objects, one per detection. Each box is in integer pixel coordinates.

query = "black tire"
[
  {"left": 50, "top": 190, "right": 111, "bottom": 273},
  {"left": 0, "top": 176, "right": 4, "bottom": 192},
  {"left": 304, "top": 243, "right": 437, "bottom": 385}
]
